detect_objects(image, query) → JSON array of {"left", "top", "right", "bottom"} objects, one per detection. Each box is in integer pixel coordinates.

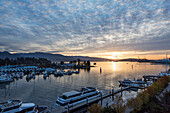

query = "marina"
[
  {"left": 51, "top": 74, "right": 161, "bottom": 113},
  {"left": 0, "top": 0, "right": 169, "bottom": 112},
  {"left": 0, "top": 62, "right": 169, "bottom": 113}
]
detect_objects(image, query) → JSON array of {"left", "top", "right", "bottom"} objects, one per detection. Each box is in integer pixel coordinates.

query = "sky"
[{"left": 0, "top": 0, "right": 170, "bottom": 59}]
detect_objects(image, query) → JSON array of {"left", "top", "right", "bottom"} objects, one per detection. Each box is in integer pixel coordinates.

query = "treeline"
[
  {"left": 0, "top": 57, "right": 54, "bottom": 67},
  {"left": 60, "top": 59, "right": 91, "bottom": 67}
]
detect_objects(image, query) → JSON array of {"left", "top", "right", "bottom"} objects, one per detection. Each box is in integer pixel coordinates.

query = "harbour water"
[{"left": 0, "top": 62, "right": 168, "bottom": 107}]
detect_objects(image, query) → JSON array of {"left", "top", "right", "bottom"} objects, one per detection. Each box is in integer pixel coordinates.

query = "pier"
[{"left": 51, "top": 86, "right": 131, "bottom": 113}]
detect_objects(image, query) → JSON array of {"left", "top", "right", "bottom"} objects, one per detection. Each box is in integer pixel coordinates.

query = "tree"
[
  {"left": 87, "top": 60, "right": 90, "bottom": 67},
  {"left": 103, "top": 103, "right": 116, "bottom": 113},
  {"left": 126, "top": 97, "right": 143, "bottom": 111},
  {"left": 112, "top": 95, "right": 126, "bottom": 113},
  {"left": 60, "top": 61, "right": 64, "bottom": 65},
  {"left": 77, "top": 59, "right": 80, "bottom": 66},
  {"left": 137, "top": 90, "right": 149, "bottom": 105}
]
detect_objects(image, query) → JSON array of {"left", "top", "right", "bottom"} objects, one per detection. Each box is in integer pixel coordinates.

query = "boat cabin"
[{"left": 60, "top": 91, "right": 81, "bottom": 99}]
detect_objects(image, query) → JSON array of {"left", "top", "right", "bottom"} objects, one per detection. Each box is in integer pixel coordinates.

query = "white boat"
[
  {"left": 130, "top": 81, "right": 140, "bottom": 88},
  {"left": 43, "top": 71, "right": 48, "bottom": 77},
  {"left": 56, "top": 87, "right": 101, "bottom": 107},
  {"left": 0, "top": 100, "right": 36, "bottom": 113},
  {"left": 0, "top": 76, "right": 13, "bottom": 83},
  {"left": 119, "top": 79, "right": 132, "bottom": 86},
  {"left": 32, "top": 75, "right": 36, "bottom": 79},
  {"left": 119, "top": 78, "right": 147, "bottom": 88},
  {"left": 54, "top": 70, "right": 64, "bottom": 76},
  {"left": 31, "top": 72, "right": 35, "bottom": 76}
]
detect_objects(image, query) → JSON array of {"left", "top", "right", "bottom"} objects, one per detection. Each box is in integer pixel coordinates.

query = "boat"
[
  {"left": 0, "top": 100, "right": 37, "bottom": 113},
  {"left": 130, "top": 81, "right": 140, "bottom": 88},
  {"left": 43, "top": 71, "right": 48, "bottom": 78},
  {"left": 64, "top": 71, "right": 72, "bottom": 75},
  {"left": 119, "top": 79, "right": 132, "bottom": 86},
  {"left": 119, "top": 78, "right": 147, "bottom": 88},
  {"left": 135, "top": 77, "right": 146, "bottom": 87},
  {"left": 56, "top": 87, "right": 101, "bottom": 108},
  {"left": 157, "top": 72, "right": 170, "bottom": 77},
  {"left": 54, "top": 70, "right": 64, "bottom": 77},
  {"left": 0, "top": 76, "right": 13, "bottom": 83},
  {"left": 35, "top": 105, "right": 48, "bottom": 113},
  {"left": 26, "top": 74, "right": 32, "bottom": 79},
  {"left": 32, "top": 75, "right": 36, "bottom": 79}
]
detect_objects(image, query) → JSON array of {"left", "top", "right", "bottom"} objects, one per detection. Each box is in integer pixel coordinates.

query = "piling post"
[
  {"left": 86, "top": 97, "right": 89, "bottom": 105},
  {"left": 100, "top": 67, "right": 102, "bottom": 74},
  {"left": 112, "top": 89, "right": 114, "bottom": 101},
  {"left": 121, "top": 86, "right": 123, "bottom": 97},
  {"left": 110, "top": 91, "right": 111, "bottom": 98},
  {"left": 67, "top": 103, "right": 69, "bottom": 113},
  {"left": 100, "top": 93, "right": 103, "bottom": 106}
]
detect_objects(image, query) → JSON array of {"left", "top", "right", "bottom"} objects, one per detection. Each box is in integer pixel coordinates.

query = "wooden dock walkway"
[{"left": 51, "top": 86, "right": 130, "bottom": 113}]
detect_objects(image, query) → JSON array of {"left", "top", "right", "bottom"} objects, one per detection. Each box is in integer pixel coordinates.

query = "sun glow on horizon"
[
  {"left": 8, "top": 50, "right": 170, "bottom": 60},
  {"left": 62, "top": 51, "right": 170, "bottom": 60}
]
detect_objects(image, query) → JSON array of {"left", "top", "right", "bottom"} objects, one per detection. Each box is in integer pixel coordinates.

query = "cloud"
[{"left": 0, "top": 0, "right": 169, "bottom": 57}]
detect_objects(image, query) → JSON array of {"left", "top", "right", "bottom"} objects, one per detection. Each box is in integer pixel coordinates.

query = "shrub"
[
  {"left": 88, "top": 104, "right": 103, "bottom": 113},
  {"left": 112, "top": 95, "right": 126, "bottom": 113}
]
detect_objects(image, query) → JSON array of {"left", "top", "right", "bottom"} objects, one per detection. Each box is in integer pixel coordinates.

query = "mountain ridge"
[{"left": 0, "top": 51, "right": 108, "bottom": 62}]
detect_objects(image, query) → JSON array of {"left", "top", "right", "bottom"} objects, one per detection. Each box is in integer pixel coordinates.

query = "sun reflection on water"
[{"left": 112, "top": 62, "right": 116, "bottom": 71}]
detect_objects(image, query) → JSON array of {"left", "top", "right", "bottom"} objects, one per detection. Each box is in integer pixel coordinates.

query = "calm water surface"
[{"left": 0, "top": 62, "right": 168, "bottom": 107}]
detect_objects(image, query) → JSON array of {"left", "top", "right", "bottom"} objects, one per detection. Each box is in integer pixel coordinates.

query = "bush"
[
  {"left": 88, "top": 104, "right": 103, "bottom": 113},
  {"left": 137, "top": 90, "right": 149, "bottom": 105},
  {"left": 103, "top": 104, "right": 116, "bottom": 113},
  {"left": 112, "top": 95, "right": 126, "bottom": 113}
]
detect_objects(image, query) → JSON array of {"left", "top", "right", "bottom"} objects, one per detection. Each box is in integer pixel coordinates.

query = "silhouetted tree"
[
  {"left": 0, "top": 57, "right": 52, "bottom": 67},
  {"left": 87, "top": 60, "right": 90, "bottom": 67},
  {"left": 60, "top": 61, "right": 64, "bottom": 65},
  {"left": 77, "top": 59, "right": 80, "bottom": 66}
]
